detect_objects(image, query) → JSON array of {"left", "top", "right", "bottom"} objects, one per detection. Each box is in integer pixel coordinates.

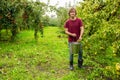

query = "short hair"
[{"left": 68, "top": 7, "right": 77, "bottom": 16}]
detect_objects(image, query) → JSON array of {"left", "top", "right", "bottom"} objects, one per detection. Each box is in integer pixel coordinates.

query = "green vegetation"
[
  {"left": 0, "top": 0, "right": 120, "bottom": 79},
  {"left": 0, "top": 0, "right": 45, "bottom": 41},
  {"left": 0, "top": 27, "right": 67, "bottom": 80},
  {"left": 76, "top": 0, "right": 120, "bottom": 79},
  {"left": 0, "top": 27, "right": 120, "bottom": 80}
]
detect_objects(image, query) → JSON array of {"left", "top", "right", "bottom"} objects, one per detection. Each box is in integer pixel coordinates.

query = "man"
[{"left": 64, "top": 7, "right": 84, "bottom": 70}]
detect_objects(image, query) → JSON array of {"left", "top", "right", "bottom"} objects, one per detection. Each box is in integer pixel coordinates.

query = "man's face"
[{"left": 70, "top": 10, "right": 76, "bottom": 17}]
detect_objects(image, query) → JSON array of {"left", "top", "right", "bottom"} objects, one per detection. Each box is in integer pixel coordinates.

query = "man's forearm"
[
  {"left": 65, "top": 31, "right": 73, "bottom": 36},
  {"left": 65, "top": 28, "right": 76, "bottom": 37},
  {"left": 79, "top": 26, "right": 84, "bottom": 38}
]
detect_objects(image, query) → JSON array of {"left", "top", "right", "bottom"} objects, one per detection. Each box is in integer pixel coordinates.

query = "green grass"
[
  {"left": 0, "top": 27, "right": 119, "bottom": 80},
  {"left": 0, "top": 27, "right": 83, "bottom": 80}
]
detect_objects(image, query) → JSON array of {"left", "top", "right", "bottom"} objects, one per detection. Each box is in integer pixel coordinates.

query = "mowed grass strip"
[{"left": 0, "top": 27, "right": 77, "bottom": 80}]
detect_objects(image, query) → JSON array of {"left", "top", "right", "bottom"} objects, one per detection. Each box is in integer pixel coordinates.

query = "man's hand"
[
  {"left": 65, "top": 28, "right": 77, "bottom": 37},
  {"left": 71, "top": 33, "right": 77, "bottom": 37},
  {"left": 77, "top": 37, "right": 82, "bottom": 42}
]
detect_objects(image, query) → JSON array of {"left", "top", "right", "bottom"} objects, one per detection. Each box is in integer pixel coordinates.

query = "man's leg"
[
  {"left": 78, "top": 43, "right": 83, "bottom": 68},
  {"left": 69, "top": 43, "right": 74, "bottom": 70}
]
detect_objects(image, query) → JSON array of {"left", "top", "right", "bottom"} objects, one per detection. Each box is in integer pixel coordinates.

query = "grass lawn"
[
  {"left": 0, "top": 27, "right": 88, "bottom": 80},
  {"left": 0, "top": 27, "right": 119, "bottom": 80}
]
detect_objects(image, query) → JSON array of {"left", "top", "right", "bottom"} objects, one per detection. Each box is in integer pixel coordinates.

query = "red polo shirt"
[{"left": 64, "top": 18, "right": 83, "bottom": 42}]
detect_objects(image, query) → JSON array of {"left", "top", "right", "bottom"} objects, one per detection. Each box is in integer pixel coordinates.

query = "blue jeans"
[{"left": 69, "top": 42, "right": 83, "bottom": 62}]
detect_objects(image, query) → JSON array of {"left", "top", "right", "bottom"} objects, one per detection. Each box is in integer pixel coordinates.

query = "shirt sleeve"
[{"left": 64, "top": 20, "right": 68, "bottom": 28}]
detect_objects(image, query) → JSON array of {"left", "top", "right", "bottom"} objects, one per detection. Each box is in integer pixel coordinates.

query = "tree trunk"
[
  {"left": 34, "top": 26, "right": 38, "bottom": 40},
  {"left": 11, "top": 24, "right": 17, "bottom": 41}
]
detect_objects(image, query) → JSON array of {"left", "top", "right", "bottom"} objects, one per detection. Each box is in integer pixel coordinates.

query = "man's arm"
[
  {"left": 80, "top": 26, "right": 84, "bottom": 38},
  {"left": 77, "top": 26, "right": 84, "bottom": 42},
  {"left": 65, "top": 28, "right": 76, "bottom": 37}
]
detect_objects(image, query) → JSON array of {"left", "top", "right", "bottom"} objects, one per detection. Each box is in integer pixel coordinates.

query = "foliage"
[
  {"left": 0, "top": 0, "right": 46, "bottom": 41},
  {"left": 49, "top": 18, "right": 58, "bottom": 27},
  {"left": 0, "top": 0, "right": 22, "bottom": 40},
  {"left": 76, "top": 0, "right": 120, "bottom": 79},
  {"left": 0, "top": 0, "right": 120, "bottom": 79},
  {"left": 56, "top": 7, "right": 68, "bottom": 27},
  {"left": 42, "top": 15, "right": 50, "bottom": 26},
  {"left": 0, "top": 26, "right": 120, "bottom": 79}
]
